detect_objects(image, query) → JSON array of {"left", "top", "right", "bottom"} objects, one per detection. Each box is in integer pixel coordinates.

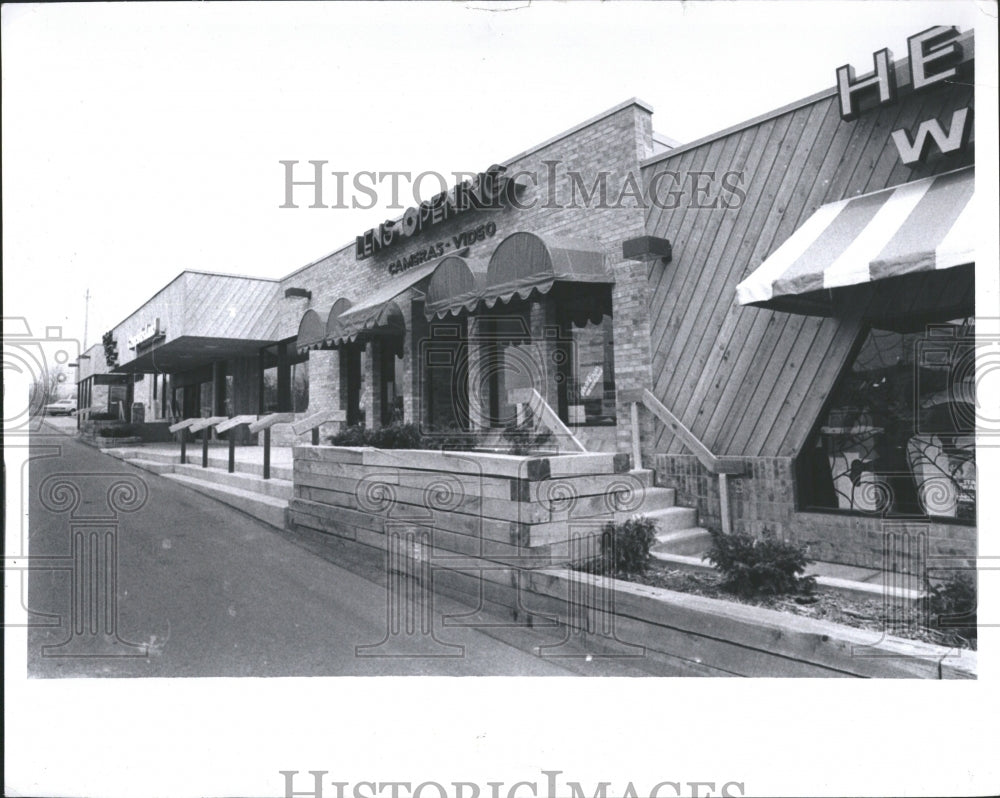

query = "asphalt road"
[{"left": 24, "top": 420, "right": 656, "bottom": 677}]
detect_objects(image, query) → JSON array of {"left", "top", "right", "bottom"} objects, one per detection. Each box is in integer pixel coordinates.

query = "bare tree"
[{"left": 28, "top": 365, "right": 69, "bottom": 413}]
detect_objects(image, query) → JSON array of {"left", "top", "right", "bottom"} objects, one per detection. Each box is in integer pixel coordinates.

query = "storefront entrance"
[{"left": 340, "top": 341, "right": 365, "bottom": 427}]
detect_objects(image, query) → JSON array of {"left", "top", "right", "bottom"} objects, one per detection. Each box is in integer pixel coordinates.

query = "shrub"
[
  {"left": 327, "top": 422, "right": 425, "bottom": 449},
  {"left": 705, "top": 528, "right": 816, "bottom": 597},
  {"left": 327, "top": 424, "right": 371, "bottom": 446},
  {"left": 368, "top": 422, "right": 424, "bottom": 449},
  {"left": 927, "top": 572, "right": 977, "bottom": 642},
  {"left": 88, "top": 411, "right": 118, "bottom": 421},
  {"left": 97, "top": 424, "right": 139, "bottom": 439},
  {"left": 501, "top": 421, "right": 553, "bottom": 455},
  {"left": 587, "top": 517, "right": 657, "bottom": 576}
]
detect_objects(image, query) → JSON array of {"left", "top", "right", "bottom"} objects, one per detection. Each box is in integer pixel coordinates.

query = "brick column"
[
  {"left": 400, "top": 301, "right": 416, "bottom": 426},
  {"left": 611, "top": 258, "right": 655, "bottom": 458},
  {"left": 409, "top": 304, "right": 430, "bottom": 430},
  {"left": 363, "top": 341, "right": 378, "bottom": 429},
  {"left": 529, "top": 298, "right": 560, "bottom": 412},
  {"left": 307, "top": 348, "right": 341, "bottom": 439},
  {"left": 467, "top": 315, "right": 488, "bottom": 430}
]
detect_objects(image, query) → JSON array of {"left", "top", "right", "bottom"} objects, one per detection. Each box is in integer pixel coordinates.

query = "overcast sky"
[{"left": 2, "top": 0, "right": 994, "bottom": 367}]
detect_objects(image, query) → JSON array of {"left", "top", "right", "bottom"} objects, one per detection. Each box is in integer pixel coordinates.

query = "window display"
[{"left": 798, "top": 317, "right": 976, "bottom": 521}]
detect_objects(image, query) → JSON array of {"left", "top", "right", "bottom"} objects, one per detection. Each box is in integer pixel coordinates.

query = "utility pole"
[{"left": 83, "top": 287, "right": 90, "bottom": 351}]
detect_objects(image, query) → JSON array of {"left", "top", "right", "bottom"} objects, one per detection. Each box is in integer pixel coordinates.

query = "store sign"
[
  {"left": 836, "top": 26, "right": 971, "bottom": 165},
  {"left": 388, "top": 221, "right": 498, "bottom": 275},
  {"left": 127, "top": 318, "right": 163, "bottom": 350},
  {"left": 356, "top": 165, "right": 521, "bottom": 261}
]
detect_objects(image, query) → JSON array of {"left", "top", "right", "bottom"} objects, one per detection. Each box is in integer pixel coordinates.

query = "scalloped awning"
[
  {"left": 424, "top": 256, "right": 489, "bottom": 319},
  {"left": 295, "top": 309, "right": 325, "bottom": 352},
  {"left": 482, "top": 232, "right": 611, "bottom": 308},
  {"left": 327, "top": 258, "right": 440, "bottom": 344}
]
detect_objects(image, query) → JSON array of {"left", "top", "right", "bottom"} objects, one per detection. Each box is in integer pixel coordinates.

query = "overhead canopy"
[
  {"left": 425, "top": 256, "right": 489, "bottom": 319},
  {"left": 736, "top": 167, "right": 975, "bottom": 315},
  {"left": 327, "top": 257, "right": 441, "bottom": 344},
  {"left": 483, "top": 232, "right": 611, "bottom": 308}
]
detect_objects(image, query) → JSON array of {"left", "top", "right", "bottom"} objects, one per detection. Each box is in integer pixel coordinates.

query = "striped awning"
[{"left": 736, "top": 167, "right": 974, "bottom": 312}]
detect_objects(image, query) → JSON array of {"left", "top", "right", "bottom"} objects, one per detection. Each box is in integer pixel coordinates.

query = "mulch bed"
[{"left": 606, "top": 562, "right": 976, "bottom": 651}]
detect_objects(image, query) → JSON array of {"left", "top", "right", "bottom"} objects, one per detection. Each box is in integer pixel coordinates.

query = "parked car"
[{"left": 43, "top": 398, "right": 77, "bottom": 416}]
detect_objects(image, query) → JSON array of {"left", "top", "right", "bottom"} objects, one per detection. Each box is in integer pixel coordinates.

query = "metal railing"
[
  {"left": 291, "top": 409, "right": 347, "bottom": 445},
  {"left": 167, "top": 417, "right": 199, "bottom": 464},
  {"left": 507, "top": 388, "right": 587, "bottom": 453},
  {"left": 627, "top": 388, "right": 743, "bottom": 535},
  {"left": 247, "top": 413, "right": 294, "bottom": 479},
  {"left": 215, "top": 415, "right": 260, "bottom": 473}
]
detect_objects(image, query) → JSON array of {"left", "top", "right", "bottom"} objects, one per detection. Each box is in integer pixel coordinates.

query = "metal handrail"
[
  {"left": 247, "top": 412, "right": 294, "bottom": 480},
  {"left": 291, "top": 409, "right": 347, "bottom": 445},
  {"left": 507, "top": 388, "right": 587, "bottom": 453},
  {"left": 168, "top": 417, "right": 201, "bottom": 464},
  {"left": 214, "top": 415, "right": 259, "bottom": 473},
  {"left": 247, "top": 412, "right": 295, "bottom": 434}
]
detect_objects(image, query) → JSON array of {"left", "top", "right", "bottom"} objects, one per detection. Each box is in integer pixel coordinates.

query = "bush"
[
  {"left": 327, "top": 422, "right": 424, "bottom": 449},
  {"left": 927, "top": 572, "right": 977, "bottom": 642},
  {"left": 88, "top": 411, "right": 118, "bottom": 421},
  {"left": 705, "top": 529, "right": 816, "bottom": 597},
  {"left": 97, "top": 424, "right": 139, "bottom": 439},
  {"left": 327, "top": 424, "right": 371, "bottom": 446},
  {"left": 585, "top": 517, "right": 657, "bottom": 576},
  {"left": 368, "top": 422, "right": 424, "bottom": 449}
]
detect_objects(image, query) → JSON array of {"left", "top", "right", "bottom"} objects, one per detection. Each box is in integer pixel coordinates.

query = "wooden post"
[
  {"left": 228, "top": 433, "right": 235, "bottom": 473},
  {"left": 312, "top": 427, "right": 319, "bottom": 446},
  {"left": 630, "top": 401, "right": 642, "bottom": 471},
  {"left": 202, "top": 426, "right": 209, "bottom": 468},
  {"left": 719, "top": 473, "right": 731, "bottom": 536},
  {"left": 180, "top": 428, "right": 187, "bottom": 464},
  {"left": 263, "top": 427, "right": 271, "bottom": 480}
]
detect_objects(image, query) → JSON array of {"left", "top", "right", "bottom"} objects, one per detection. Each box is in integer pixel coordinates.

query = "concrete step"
[
  {"left": 628, "top": 468, "right": 656, "bottom": 488},
  {"left": 651, "top": 526, "right": 713, "bottom": 557},
  {"left": 123, "top": 458, "right": 175, "bottom": 476},
  {"left": 164, "top": 473, "right": 288, "bottom": 529},
  {"left": 109, "top": 448, "right": 184, "bottom": 465},
  {"left": 630, "top": 486, "right": 677, "bottom": 514},
  {"left": 173, "top": 463, "right": 293, "bottom": 500},
  {"left": 200, "top": 456, "right": 294, "bottom": 482},
  {"left": 637, "top": 505, "right": 698, "bottom": 534}
]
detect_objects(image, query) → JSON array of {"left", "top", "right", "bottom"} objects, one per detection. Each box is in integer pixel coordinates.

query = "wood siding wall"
[{"left": 641, "top": 78, "right": 974, "bottom": 459}]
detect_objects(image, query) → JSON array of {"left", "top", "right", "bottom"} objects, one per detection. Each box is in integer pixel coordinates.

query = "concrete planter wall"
[
  {"left": 289, "top": 445, "right": 638, "bottom": 568},
  {"left": 515, "top": 568, "right": 976, "bottom": 678}
]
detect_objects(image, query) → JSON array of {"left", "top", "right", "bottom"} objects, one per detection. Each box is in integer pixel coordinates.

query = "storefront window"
[
  {"left": 379, "top": 339, "right": 405, "bottom": 425},
  {"left": 556, "top": 286, "right": 616, "bottom": 426},
  {"left": 483, "top": 309, "right": 531, "bottom": 428},
  {"left": 797, "top": 317, "right": 976, "bottom": 522}
]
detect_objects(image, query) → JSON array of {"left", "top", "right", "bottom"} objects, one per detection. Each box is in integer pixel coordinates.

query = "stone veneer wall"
[{"left": 653, "top": 453, "right": 976, "bottom": 575}]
